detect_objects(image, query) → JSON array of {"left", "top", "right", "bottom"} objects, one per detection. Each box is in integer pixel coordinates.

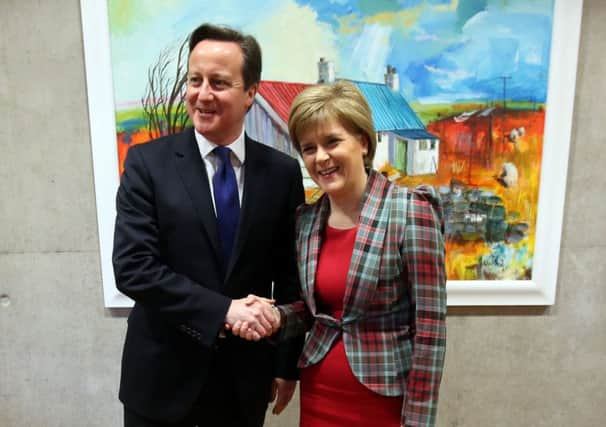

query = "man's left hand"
[{"left": 269, "top": 378, "right": 297, "bottom": 415}]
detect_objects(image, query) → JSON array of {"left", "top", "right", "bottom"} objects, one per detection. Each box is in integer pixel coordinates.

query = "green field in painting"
[{"left": 411, "top": 101, "right": 545, "bottom": 125}]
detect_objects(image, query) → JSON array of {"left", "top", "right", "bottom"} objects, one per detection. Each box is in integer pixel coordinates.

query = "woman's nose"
[{"left": 315, "top": 145, "right": 329, "bottom": 162}]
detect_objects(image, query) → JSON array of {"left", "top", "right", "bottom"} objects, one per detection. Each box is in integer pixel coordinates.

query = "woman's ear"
[{"left": 360, "top": 134, "right": 369, "bottom": 155}]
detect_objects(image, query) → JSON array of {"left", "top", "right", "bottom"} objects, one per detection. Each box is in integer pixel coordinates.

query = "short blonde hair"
[{"left": 288, "top": 80, "right": 376, "bottom": 168}]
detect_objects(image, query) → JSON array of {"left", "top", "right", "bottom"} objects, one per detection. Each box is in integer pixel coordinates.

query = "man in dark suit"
[{"left": 113, "top": 23, "right": 304, "bottom": 427}]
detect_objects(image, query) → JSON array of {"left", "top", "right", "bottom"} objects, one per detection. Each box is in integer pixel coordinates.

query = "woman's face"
[{"left": 298, "top": 119, "right": 368, "bottom": 200}]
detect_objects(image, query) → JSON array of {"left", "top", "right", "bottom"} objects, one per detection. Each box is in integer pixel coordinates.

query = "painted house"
[
  {"left": 244, "top": 80, "right": 315, "bottom": 187},
  {"left": 245, "top": 66, "right": 439, "bottom": 187},
  {"left": 245, "top": 81, "right": 310, "bottom": 157},
  {"left": 353, "top": 78, "right": 440, "bottom": 176}
]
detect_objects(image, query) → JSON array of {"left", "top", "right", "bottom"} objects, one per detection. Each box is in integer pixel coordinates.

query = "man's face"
[{"left": 185, "top": 39, "right": 256, "bottom": 146}]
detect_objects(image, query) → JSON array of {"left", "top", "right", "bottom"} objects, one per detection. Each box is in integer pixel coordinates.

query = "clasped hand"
[{"left": 225, "top": 294, "right": 281, "bottom": 341}]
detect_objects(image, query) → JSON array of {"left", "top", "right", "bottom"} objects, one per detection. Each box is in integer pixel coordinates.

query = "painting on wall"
[{"left": 81, "top": 0, "right": 583, "bottom": 307}]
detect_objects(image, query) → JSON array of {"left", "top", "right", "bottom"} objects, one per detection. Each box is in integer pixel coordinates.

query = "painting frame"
[{"left": 80, "top": 0, "right": 583, "bottom": 308}]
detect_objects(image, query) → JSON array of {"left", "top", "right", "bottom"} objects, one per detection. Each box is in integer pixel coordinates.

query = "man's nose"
[{"left": 197, "top": 80, "right": 213, "bottom": 101}]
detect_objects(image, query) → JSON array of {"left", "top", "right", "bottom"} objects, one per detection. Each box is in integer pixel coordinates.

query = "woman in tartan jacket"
[{"left": 233, "top": 81, "right": 446, "bottom": 427}]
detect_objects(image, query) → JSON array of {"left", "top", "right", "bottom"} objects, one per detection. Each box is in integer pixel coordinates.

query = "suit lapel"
[
  {"left": 172, "top": 129, "right": 222, "bottom": 259},
  {"left": 299, "top": 196, "right": 330, "bottom": 315},
  {"left": 342, "top": 170, "right": 392, "bottom": 319}
]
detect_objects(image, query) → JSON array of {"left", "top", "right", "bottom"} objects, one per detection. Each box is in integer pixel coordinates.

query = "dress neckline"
[{"left": 325, "top": 224, "right": 358, "bottom": 234}]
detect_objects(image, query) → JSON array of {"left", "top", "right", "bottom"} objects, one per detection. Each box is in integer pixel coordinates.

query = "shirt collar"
[{"left": 195, "top": 128, "right": 246, "bottom": 165}]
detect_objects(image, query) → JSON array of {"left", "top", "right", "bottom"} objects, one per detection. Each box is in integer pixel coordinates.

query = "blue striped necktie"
[{"left": 212, "top": 146, "right": 240, "bottom": 269}]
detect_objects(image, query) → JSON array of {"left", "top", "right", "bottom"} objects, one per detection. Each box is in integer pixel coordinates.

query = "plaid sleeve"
[
  {"left": 402, "top": 186, "right": 447, "bottom": 427},
  {"left": 276, "top": 300, "right": 313, "bottom": 341}
]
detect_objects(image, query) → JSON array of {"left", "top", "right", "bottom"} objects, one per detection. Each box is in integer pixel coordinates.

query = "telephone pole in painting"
[{"left": 500, "top": 75, "right": 512, "bottom": 150}]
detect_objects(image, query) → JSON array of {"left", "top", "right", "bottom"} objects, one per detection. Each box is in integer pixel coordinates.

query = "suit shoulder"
[
  {"left": 124, "top": 130, "right": 192, "bottom": 171},
  {"left": 248, "top": 137, "right": 299, "bottom": 168},
  {"left": 127, "top": 131, "right": 183, "bottom": 156},
  {"left": 407, "top": 185, "right": 445, "bottom": 229},
  {"left": 296, "top": 195, "right": 324, "bottom": 221},
  {"left": 408, "top": 185, "right": 442, "bottom": 210},
  {"left": 296, "top": 202, "right": 312, "bottom": 218}
]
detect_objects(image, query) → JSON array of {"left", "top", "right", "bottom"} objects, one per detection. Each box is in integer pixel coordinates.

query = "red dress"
[{"left": 299, "top": 225, "right": 402, "bottom": 427}]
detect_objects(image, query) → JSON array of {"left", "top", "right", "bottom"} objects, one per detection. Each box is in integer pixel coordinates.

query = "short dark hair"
[{"left": 189, "top": 23, "right": 262, "bottom": 90}]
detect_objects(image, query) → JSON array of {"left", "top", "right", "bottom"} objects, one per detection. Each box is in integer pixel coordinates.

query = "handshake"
[{"left": 224, "top": 294, "right": 282, "bottom": 341}]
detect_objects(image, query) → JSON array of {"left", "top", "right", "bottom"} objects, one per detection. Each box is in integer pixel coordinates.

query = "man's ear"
[{"left": 245, "top": 83, "right": 258, "bottom": 108}]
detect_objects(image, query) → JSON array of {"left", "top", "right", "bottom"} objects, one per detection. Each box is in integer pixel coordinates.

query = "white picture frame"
[{"left": 81, "top": 0, "right": 583, "bottom": 307}]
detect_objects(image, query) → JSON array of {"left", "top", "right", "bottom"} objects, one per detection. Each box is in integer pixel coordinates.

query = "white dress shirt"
[{"left": 194, "top": 128, "right": 245, "bottom": 215}]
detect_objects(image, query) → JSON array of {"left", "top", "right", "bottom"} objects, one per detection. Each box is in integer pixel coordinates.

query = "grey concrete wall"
[{"left": 0, "top": 0, "right": 604, "bottom": 426}]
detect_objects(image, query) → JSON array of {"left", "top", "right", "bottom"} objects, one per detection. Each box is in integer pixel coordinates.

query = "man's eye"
[
  {"left": 301, "top": 146, "right": 316, "bottom": 154},
  {"left": 212, "top": 79, "right": 230, "bottom": 89},
  {"left": 188, "top": 76, "right": 201, "bottom": 85}
]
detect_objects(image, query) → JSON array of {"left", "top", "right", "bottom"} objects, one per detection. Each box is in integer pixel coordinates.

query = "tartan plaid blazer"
[{"left": 279, "top": 170, "right": 447, "bottom": 426}]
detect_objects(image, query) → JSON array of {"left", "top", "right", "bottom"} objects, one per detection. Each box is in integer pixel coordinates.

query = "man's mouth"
[{"left": 196, "top": 107, "right": 216, "bottom": 116}]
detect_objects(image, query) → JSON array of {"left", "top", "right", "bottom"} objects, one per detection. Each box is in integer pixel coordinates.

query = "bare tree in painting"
[{"left": 141, "top": 37, "right": 189, "bottom": 139}]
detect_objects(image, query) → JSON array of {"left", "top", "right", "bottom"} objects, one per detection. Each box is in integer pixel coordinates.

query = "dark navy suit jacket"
[{"left": 113, "top": 128, "right": 304, "bottom": 422}]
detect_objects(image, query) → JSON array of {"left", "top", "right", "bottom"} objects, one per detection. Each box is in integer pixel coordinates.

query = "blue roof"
[
  {"left": 392, "top": 129, "right": 438, "bottom": 140},
  {"left": 349, "top": 80, "right": 426, "bottom": 132}
]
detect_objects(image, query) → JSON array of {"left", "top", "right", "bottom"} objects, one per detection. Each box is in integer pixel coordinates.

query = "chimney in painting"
[
  {"left": 318, "top": 57, "right": 335, "bottom": 83},
  {"left": 384, "top": 65, "right": 399, "bottom": 91}
]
